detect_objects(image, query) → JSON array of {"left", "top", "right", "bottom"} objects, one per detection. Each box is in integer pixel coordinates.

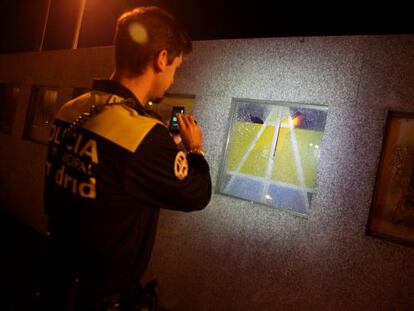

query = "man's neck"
[{"left": 110, "top": 70, "right": 153, "bottom": 107}]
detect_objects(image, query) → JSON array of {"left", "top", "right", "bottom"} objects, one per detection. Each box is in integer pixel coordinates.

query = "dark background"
[{"left": 0, "top": 0, "right": 413, "bottom": 54}]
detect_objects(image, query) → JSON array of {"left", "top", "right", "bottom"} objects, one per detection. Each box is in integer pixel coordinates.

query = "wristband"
[{"left": 188, "top": 147, "right": 205, "bottom": 158}]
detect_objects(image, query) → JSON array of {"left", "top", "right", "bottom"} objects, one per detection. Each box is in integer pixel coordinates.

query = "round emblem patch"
[{"left": 174, "top": 151, "right": 188, "bottom": 180}]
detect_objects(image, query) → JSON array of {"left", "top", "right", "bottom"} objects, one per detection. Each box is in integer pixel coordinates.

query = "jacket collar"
[
  {"left": 92, "top": 79, "right": 148, "bottom": 116},
  {"left": 92, "top": 79, "right": 163, "bottom": 121}
]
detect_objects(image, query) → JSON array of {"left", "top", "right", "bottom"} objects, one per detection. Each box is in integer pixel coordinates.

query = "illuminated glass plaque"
[
  {"left": 147, "top": 93, "right": 195, "bottom": 122},
  {"left": 23, "top": 85, "right": 59, "bottom": 144},
  {"left": 218, "top": 99, "right": 328, "bottom": 216}
]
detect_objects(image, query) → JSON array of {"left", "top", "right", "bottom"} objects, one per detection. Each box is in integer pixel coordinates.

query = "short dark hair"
[{"left": 114, "top": 6, "right": 192, "bottom": 75}]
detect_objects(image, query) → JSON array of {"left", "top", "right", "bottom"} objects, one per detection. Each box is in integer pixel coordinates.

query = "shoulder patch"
[{"left": 174, "top": 151, "right": 188, "bottom": 180}]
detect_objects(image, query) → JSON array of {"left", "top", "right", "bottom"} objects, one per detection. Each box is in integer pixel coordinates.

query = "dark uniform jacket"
[{"left": 44, "top": 80, "right": 211, "bottom": 295}]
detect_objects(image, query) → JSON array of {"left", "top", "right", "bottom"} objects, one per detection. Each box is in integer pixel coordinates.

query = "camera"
[{"left": 169, "top": 106, "right": 185, "bottom": 133}]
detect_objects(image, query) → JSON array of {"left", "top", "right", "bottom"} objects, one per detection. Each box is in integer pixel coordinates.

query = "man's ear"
[{"left": 153, "top": 49, "right": 168, "bottom": 73}]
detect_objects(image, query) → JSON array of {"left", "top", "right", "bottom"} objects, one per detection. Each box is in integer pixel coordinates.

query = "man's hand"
[
  {"left": 164, "top": 119, "right": 183, "bottom": 145},
  {"left": 176, "top": 113, "right": 203, "bottom": 151},
  {"left": 171, "top": 133, "right": 182, "bottom": 145}
]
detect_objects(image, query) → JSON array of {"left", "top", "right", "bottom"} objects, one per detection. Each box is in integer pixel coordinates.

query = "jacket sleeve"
[{"left": 123, "top": 123, "right": 212, "bottom": 212}]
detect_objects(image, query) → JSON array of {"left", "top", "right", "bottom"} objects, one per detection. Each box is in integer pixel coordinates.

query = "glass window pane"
[
  {"left": 147, "top": 94, "right": 195, "bottom": 123},
  {"left": 218, "top": 99, "right": 328, "bottom": 216},
  {"left": 0, "top": 84, "right": 20, "bottom": 135},
  {"left": 23, "top": 86, "right": 58, "bottom": 144}
]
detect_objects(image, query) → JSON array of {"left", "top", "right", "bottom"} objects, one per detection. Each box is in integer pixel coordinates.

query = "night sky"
[{"left": 0, "top": 0, "right": 413, "bottom": 54}]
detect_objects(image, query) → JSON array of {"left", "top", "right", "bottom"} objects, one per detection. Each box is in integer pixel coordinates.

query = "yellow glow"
[
  {"left": 292, "top": 114, "right": 303, "bottom": 128},
  {"left": 128, "top": 22, "right": 148, "bottom": 45}
]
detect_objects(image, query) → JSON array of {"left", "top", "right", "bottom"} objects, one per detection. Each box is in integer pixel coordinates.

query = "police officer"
[{"left": 42, "top": 6, "right": 211, "bottom": 311}]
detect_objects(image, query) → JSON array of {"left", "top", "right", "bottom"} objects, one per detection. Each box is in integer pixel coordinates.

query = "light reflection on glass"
[{"left": 219, "top": 100, "right": 328, "bottom": 215}]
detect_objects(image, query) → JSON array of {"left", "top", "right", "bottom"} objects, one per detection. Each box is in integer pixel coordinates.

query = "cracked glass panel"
[{"left": 218, "top": 99, "right": 328, "bottom": 216}]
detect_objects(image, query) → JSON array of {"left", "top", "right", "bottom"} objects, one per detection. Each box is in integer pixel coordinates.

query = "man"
[{"left": 42, "top": 6, "right": 211, "bottom": 311}]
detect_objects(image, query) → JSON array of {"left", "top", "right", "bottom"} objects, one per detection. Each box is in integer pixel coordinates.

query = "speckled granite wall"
[
  {"left": 147, "top": 36, "right": 414, "bottom": 310},
  {"left": 0, "top": 36, "right": 413, "bottom": 310}
]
